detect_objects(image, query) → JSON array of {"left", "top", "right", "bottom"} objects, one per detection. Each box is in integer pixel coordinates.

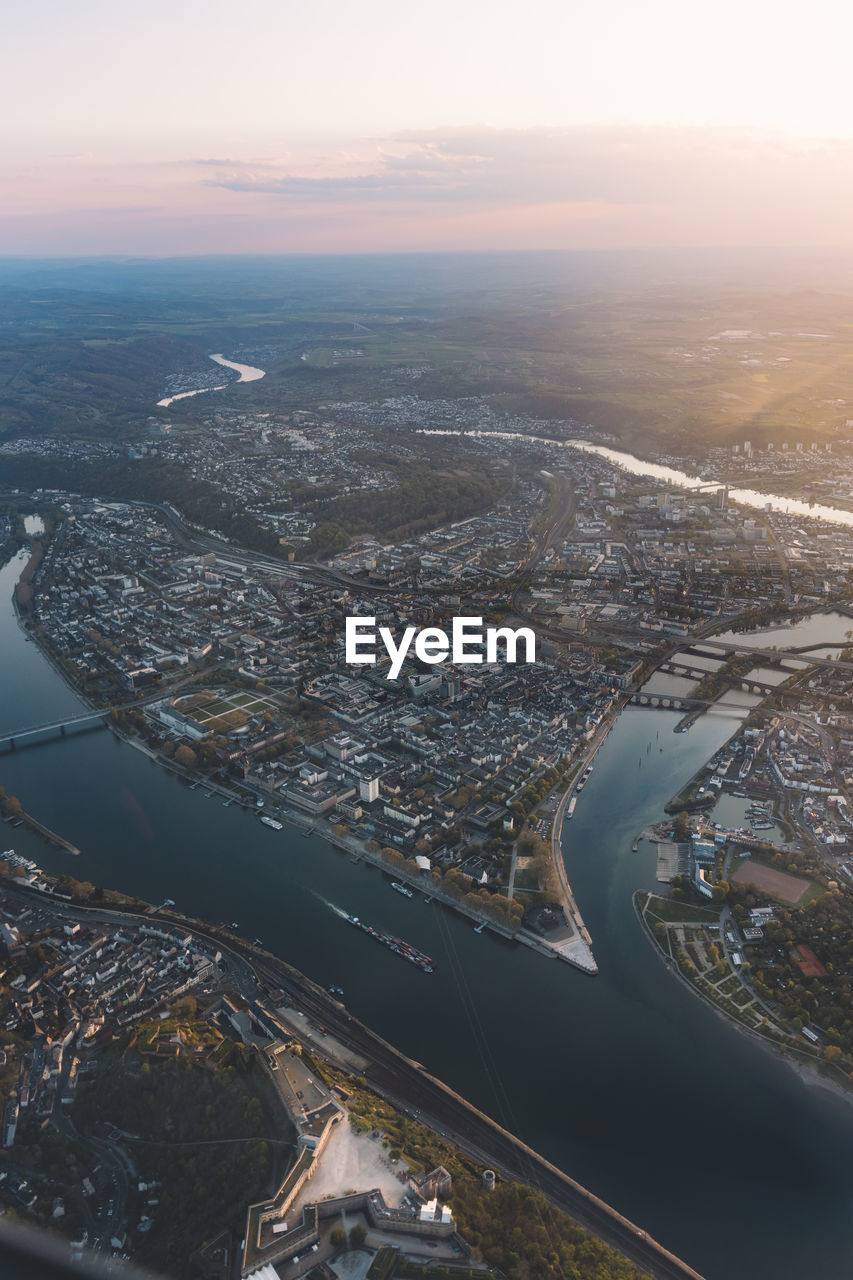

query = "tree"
[
  {"left": 174, "top": 744, "right": 198, "bottom": 768},
  {"left": 0, "top": 794, "right": 21, "bottom": 818},
  {"left": 330, "top": 1226, "right": 346, "bottom": 1250},
  {"left": 674, "top": 811, "right": 690, "bottom": 841},
  {"left": 349, "top": 1223, "right": 367, "bottom": 1248}
]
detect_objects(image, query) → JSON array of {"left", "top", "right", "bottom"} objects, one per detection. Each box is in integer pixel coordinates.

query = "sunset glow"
[{"left": 3, "top": 0, "right": 853, "bottom": 253}]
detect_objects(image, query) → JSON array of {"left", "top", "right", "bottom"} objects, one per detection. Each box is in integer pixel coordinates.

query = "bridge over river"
[
  {"left": 659, "top": 660, "right": 780, "bottom": 696},
  {"left": 0, "top": 709, "right": 112, "bottom": 752}
]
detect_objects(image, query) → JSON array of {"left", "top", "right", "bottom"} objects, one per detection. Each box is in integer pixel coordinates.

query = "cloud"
[
  {"left": 198, "top": 124, "right": 853, "bottom": 213},
  {"left": 5, "top": 124, "right": 853, "bottom": 254},
  {"left": 194, "top": 125, "right": 853, "bottom": 254}
]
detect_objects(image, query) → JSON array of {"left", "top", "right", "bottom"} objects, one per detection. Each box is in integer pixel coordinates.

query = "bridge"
[
  {"left": 629, "top": 692, "right": 771, "bottom": 714},
  {"left": 0, "top": 709, "right": 111, "bottom": 752},
  {"left": 0, "top": 685, "right": 187, "bottom": 754},
  {"left": 630, "top": 693, "right": 708, "bottom": 711},
  {"left": 660, "top": 660, "right": 781, "bottom": 696},
  {"left": 679, "top": 638, "right": 853, "bottom": 674}
]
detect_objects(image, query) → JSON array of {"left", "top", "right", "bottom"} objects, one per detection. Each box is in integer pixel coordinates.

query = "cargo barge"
[{"left": 345, "top": 914, "right": 434, "bottom": 972}]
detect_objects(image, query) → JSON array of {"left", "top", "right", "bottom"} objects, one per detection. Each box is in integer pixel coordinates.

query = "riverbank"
[
  {"left": 547, "top": 704, "right": 628, "bottom": 972},
  {"left": 104, "top": 715, "right": 605, "bottom": 972},
  {"left": 634, "top": 889, "right": 853, "bottom": 1104}
]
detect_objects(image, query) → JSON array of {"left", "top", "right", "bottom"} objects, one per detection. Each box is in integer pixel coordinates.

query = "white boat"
[
  {"left": 390, "top": 881, "right": 413, "bottom": 898},
  {"left": 260, "top": 815, "right": 283, "bottom": 831}
]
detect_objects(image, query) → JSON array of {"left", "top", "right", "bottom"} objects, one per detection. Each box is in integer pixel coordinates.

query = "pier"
[{"left": 4, "top": 806, "right": 80, "bottom": 855}]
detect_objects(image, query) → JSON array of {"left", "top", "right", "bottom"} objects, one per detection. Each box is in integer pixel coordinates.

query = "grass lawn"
[
  {"left": 175, "top": 687, "right": 285, "bottom": 733},
  {"left": 641, "top": 892, "right": 721, "bottom": 925}
]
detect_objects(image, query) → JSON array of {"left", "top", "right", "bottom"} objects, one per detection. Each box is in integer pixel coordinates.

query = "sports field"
[{"left": 731, "top": 859, "right": 816, "bottom": 906}]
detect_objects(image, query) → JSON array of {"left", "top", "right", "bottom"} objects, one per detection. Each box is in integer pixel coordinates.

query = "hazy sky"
[{"left": 3, "top": 0, "right": 852, "bottom": 254}]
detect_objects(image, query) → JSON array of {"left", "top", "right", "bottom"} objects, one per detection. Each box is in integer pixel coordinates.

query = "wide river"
[{"left": 2, "top": 541, "right": 853, "bottom": 1279}]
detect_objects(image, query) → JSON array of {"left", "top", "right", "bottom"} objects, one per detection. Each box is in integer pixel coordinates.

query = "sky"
[{"left": 3, "top": 0, "right": 853, "bottom": 255}]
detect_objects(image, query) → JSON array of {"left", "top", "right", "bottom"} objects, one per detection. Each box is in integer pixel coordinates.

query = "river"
[
  {"left": 156, "top": 353, "right": 266, "bottom": 408},
  {"left": 2, "top": 546, "right": 853, "bottom": 1279},
  {"left": 421, "top": 430, "right": 853, "bottom": 529}
]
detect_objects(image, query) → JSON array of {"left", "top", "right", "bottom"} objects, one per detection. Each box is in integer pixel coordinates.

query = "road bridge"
[{"left": 0, "top": 709, "right": 111, "bottom": 752}]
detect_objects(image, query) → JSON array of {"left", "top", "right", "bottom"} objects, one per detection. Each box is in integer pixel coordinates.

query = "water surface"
[
  {"left": 156, "top": 353, "right": 265, "bottom": 407},
  {"left": 1, "top": 555, "right": 852, "bottom": 1280}
]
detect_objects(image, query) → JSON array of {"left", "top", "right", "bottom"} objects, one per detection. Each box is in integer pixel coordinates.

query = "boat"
[
  {"left": 260, "top": 815, "right": 283, "bottom": 831},
  {"left": 566, "top": 796, "right": 577, "bottom": 819},
  {"left": 390, "top": 882, "right": 413, "bottom": 898},
  {"left": 345, "top": 914, "right": 434, "bottom": 972}
]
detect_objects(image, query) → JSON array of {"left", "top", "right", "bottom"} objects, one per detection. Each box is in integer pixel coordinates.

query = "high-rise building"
[{"left": 359, "top": 776, "right": 380, "bottom": 803}]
